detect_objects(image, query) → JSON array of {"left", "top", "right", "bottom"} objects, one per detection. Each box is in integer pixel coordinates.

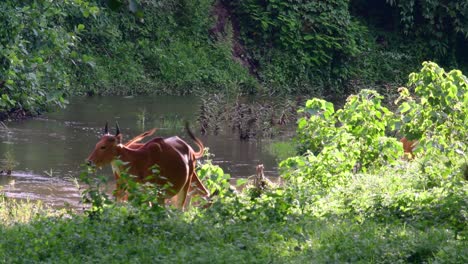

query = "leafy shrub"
[
  {"left": 197, "top": 159, "right": 232, "bottom": 199},
  {"left": 293, "top": 89, "right": 401, "bottom": 175},
  {"left": 275, "top": 90, "right": 403, "bottom": 219},
  {"left": 278, "top": 62, "right": 467, "bottom": 238},
  {"left": 397, "top": 61, "right": 468, "bottom": 180},
  {"left": 312, "top": 160, "right": 467, "bottom": 233},
  {"left": 78, "top": 166, "right": 113, "bottom": 217},
  {"left": 398, "top": 62, "right": 468, "bottom": 145},
  {"left": 0, "top": 1, "right": 97, "bottom": 116}
]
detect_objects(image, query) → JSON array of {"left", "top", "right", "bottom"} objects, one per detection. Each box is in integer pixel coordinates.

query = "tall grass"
[{"left": 0, "top": 195, "right": 66, "bottom": 226}]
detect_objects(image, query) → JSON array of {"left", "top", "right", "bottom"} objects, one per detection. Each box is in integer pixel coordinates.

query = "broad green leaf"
[{"left": 399, "top": 102, "right": 411, "bottom": 113}]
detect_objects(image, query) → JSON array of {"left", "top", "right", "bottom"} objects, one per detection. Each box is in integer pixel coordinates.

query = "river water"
[{"left": 0, "top": 96, "right": 288, "bottom": 208}]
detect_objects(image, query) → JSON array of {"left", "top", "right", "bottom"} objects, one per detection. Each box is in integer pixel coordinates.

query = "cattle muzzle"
[{"left": 86, "top": 159, "right": 96, "bottom": 167}]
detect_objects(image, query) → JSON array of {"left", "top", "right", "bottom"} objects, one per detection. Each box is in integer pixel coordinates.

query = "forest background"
[{"left": 0, "top": 0, "right": 467, "bottom": 117}]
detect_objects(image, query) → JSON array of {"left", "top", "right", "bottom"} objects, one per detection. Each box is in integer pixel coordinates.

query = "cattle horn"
[
  {"left": 104, "top": 122, "right": 109, "bottom": 134},
  {"left": 115, "top": 122, "right": 121, "bottom": 136}
]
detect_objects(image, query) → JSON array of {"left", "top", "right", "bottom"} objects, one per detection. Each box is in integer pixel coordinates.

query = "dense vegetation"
[
  {"left": 1, "top": 0, "right": 467, "bottom": 260},
  {"left": 0, "top": 1, "right": 92, "bottom": 118},
  {"left": 1, "top": 62, "right": 466, "bottom": 262},
  {"left": 1, "top": 0, "right": 467, "bottom": 118}
]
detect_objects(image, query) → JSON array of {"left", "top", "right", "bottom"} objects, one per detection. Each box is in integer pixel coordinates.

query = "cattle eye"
[{"left": 100, "top": 146, "right": 106, "bottom": 150}]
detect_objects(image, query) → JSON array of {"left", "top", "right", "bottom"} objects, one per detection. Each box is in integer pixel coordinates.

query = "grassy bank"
[{"left": 0, "top": 157, "right": 466, "bottom": 263}]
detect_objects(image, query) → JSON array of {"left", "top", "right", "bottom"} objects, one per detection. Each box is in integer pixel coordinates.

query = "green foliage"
[
  {"left": 2, "top": 0, "right": 467, "bottom": 112},
  {"left": 78, "top": 166, "right": 113, "bottom": 217},
  {"left": 276, "top": 90, "right": 405, "bottom": 219},
  {"left": 396, "top": 62, "right": 468, "bottom": 179},
  {"left": 398, "top": 62, "right": 468, "bottom": 141},
  {"left": 197, "top": 159, "right": 232, "bottom": 199},
  {"left": 230, "top": 0, "right": 368, "bottom": 94},
  {"left": 1, "top": 0, "right": 468, "bottom": 115},
  {"left": 71, "top": 0, "right": 257, "bottom": 96},
  {"left": 282, "top": 62, "right": 465, "bottom": 227},
  {"left": 294, "top": 89, "right": 401, "bottom": 177},
  {"left": 386, "top": 0, "right": 468, "bottom": 61},
  {"left": 116, "top": 165, "right": 169, "bottom": 212},
  {"left": 0, "top": 1, "right": 97, "bottom": 116},
  {"left": 0, "top": 210, "right": 464, "bottom": 262},
  {"left": 230, "top": 0, "right": 362, "bottom": 92},
  {"left": 0, "top": 162, "right": 465, "bottom": 262},
  {"left": 278, "top": 62, "right": 467, "bottom": 242},
  {"left": 349, "top": 28, "right": 427, "bottom": 95},
  {"left": 352, "top": 0, "right": 468, "bottom": 72},
  {"left": 0, "top": 0, "right": 259, "bottom": 115},
  {"left": 312, "top": 161, "right": 467, "bottom": 233}
]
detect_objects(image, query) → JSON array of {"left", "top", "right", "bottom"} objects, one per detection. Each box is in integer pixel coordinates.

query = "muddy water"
[{"left": 0, "top": 96, "right": 286, "bottom": 208}]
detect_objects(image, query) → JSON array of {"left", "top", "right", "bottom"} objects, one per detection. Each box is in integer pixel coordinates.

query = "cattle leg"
[
  {"left": 190, "top": 171, "right": 209, "bottom": 197},
  {"left": 175, "top": 178, "right": 191, "bottom": 210},
  {"left": 185, "top": 171, "right": 212, "bottom": 208}
]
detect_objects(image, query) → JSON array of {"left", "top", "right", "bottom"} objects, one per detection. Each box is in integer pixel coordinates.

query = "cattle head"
[{"left": 86, "top": 122, "right": 123, "bottom": 167}]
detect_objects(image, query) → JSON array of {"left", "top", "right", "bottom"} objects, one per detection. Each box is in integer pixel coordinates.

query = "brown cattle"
[
  {"left": 86, "top": 123, "right": 205, "bottom": 209},
  {"left": 400, "top": 137, "right": 418, "bottom": 159},
  {"left": 124, "top": 124, "right": 210, "bottom": 201}
]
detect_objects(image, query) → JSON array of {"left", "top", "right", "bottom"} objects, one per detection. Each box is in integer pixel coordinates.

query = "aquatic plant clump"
[{"left": 198, "top": 94, "right": 299, "bottom": 139}]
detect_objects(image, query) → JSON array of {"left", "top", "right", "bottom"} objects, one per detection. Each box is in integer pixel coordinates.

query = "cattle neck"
[{"left": 110, "top": 144, "right": 150, "bottom": 178}]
